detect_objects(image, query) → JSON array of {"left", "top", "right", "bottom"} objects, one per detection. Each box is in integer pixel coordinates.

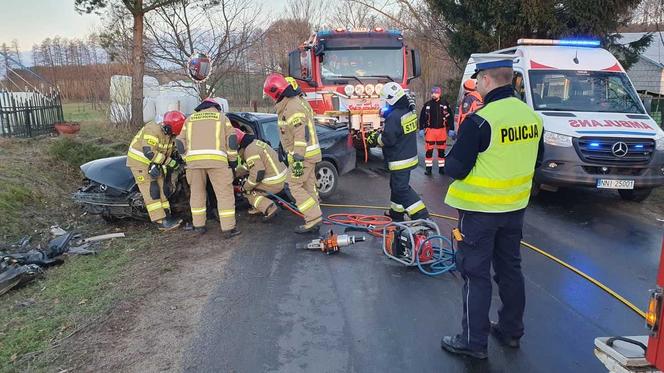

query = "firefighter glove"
[
  {"left": 229, "top": 159, "right": 238, "bottom": 170},
  {"left": 171, "top": 151, "right": 184, "bottom": 165},
  {"left": 449, "top": 130, "right": 457, "bottom": 140},
  {"left": 418, "top": 129, "right": 424, "bottom": 137},
  {"left": 366, "top": 131, "right": 380, "bottom": 147},
  {"left": 166, "top": 158, "right": 179, "bottom": 170},
  {"left": 292, "top": 160, "right": 304, "bottom": 178},
  {"left": 148, "top": 163, "right": 161, "bottom": 178}
]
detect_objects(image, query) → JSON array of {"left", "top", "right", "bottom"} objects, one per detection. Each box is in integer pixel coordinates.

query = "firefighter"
[
  {"left": 419, "top": 86, "right": 452, "bottom": 175},
  {"left": 366, "top": 82, "right": 429, "bottom": 221},
  {"left": 176, "top": 98, "right": 240, "bottom": 238},
  {"left": 126, "top": 111, "right": 185, "bottom": 231},
  {"left": 263, "top": 73, "right": 323, "bottom": 234},
  {"left": 440, "top": 55, "right": 543, "bottom": 359},
  {"left": 235, "top": 128, "right": 286, "bottom": 221},
  {"left": 456, "top": 79, "right": 483, "bottom": 131}
]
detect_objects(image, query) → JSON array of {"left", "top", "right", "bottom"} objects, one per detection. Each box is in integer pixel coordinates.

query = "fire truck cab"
[{"left": 287, "top": 27, "right": 421, "bottom": 148}]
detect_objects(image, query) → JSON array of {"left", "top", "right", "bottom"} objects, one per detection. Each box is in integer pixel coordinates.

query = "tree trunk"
[{"left": 130, "top": 6, "right": 145, "bottom": 128}]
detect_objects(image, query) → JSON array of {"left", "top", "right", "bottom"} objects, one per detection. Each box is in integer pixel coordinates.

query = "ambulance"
[{"left": 458, "top": 39, "right": 664, "bottom": 202}]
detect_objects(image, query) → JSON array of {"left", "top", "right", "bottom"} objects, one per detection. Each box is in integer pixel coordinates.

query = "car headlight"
[
  {"left": 344, "top": 85, "right": 354, "bottom": 97},
  {"left": 543, "top": 131, "right": 573, "bottom": 147},
  {"left": 354, "top": 84, "right": 365, "bottom": 96},
  {"left": 365, "top": 84, "right": 375, "bottom": 96},
  {"left": 375, "top": 83, "right": 384, "bottom": 95},
  {"left": 656, "top": 135, "right": 664, "bottom": 151}
]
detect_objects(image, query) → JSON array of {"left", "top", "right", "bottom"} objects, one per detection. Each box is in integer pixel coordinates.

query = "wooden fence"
[{"left": 0, "top": 90, "right": 64, "bottom": 137}]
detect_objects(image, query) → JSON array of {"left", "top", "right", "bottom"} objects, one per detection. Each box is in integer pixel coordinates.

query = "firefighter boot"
[
  {"left": 184, "top": 223, "right": 207, "bottom": 234},
  {"left": 295, "top": 220, "right": 322, "bottom": 234},
  {"left": 425, "top": 167, "right": 432, "bottom": 176},
  {"left": 223, "top": 228, "right": 241, "bottom": 239},
  {"left": 384, "top": 209, "right": 405, "bottom": 222},
  {"left": 158, "top": 216, "right": 182, "bottom": 231},
  {"left": 262, "top": 205, "right": 279, "bottom": 223}
]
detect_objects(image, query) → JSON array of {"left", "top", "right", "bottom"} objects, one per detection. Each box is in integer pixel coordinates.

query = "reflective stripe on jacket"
[
  {"left": 241, "top": 140, "right": 287, "bottom": 191},
  {"left": 177, "top": 108, "right": 237, "bottom": 169},
  {"left": 275, "top": 95, "right": 322, "bottom": 163},
  {"left": 126, "top": 121, "right": 174, "bottom": 169}
]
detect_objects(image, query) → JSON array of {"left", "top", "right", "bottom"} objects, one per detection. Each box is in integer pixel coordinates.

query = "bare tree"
[
  {"left": 141, "top": 0, "right": 263, "bottom": 98},
  {"left": 330, "top": 0, "right": 379, "bottom": 29}
]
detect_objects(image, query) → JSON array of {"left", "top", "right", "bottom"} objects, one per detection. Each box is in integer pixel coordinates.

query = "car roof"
[{"left": 229, "top": 112, "right": 277, "bottom": 123}]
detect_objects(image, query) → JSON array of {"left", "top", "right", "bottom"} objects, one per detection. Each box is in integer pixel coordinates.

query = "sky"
[
  {"left": 0, "top": 0, "right": 289, "bottom": 52},
  {"left": 0, "top": 0, "right": 102, "bottom": 50}
]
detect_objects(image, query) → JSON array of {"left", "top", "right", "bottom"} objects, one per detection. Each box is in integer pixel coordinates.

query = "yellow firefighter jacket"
[
  {"left": 275, "top": 95, "right": 322, "bottom": 164},
  {"left": 126, "top": 121, "right": 175, "bottom": 169},
  {"left": 239, "top": 139, "right": 288, "bottom": 191},
  {"left": 177, "top": 108, "right": 238, "bottom": 169}
]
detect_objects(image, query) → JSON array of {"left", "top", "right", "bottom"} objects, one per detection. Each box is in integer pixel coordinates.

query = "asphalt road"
[{"left": 184, "top": 148, "right": 663, "bottom": 373}]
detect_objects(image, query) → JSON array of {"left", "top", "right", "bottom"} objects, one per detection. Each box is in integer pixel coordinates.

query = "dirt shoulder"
[{"left": 49, "top": 230, "right": 232, "bottom": 373}]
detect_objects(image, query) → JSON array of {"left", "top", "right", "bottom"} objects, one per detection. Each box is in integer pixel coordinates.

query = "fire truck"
[{"left": 287, "top": 27, "right": 422, "bottom": 153}]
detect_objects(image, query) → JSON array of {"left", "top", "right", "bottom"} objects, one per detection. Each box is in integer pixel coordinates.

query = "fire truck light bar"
[{"left": 517, "top": 38, "right": 600, "bottom": 47}]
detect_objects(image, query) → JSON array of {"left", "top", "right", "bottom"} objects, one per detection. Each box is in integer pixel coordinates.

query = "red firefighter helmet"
[
  {"left": 234, "top": 128, "right": 245, "bottom": 145},
  {"left": 162, "top": 110, "right": 186, "bottom": 136},
  {"left": 263, "top": 73, "right": 291, "bottom": 101},
  {"left": 463, "top": 79, "right": 476, "bottom": 91}
]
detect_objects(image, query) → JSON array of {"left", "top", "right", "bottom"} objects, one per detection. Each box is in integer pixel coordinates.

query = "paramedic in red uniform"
[
  {"left": 457, "top": 79, "right": 483, "bottom": 130},
  {"left": 419, "top": 86, "right": 452, "bottom": 175}
]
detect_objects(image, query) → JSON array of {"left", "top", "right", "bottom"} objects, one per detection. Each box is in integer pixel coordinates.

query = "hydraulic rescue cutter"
[{"left": 297, "top": 230, "right": 366, "bottom": 255}]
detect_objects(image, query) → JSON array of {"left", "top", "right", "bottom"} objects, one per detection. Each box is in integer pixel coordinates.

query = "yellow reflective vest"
[{"left": 445, "top": 97, "right": 543, "bottom": 213}]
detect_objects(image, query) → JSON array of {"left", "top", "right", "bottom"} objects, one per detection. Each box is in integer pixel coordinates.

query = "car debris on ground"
[{"left": 0, "top": 227, "right": 126, "bottom": 296}]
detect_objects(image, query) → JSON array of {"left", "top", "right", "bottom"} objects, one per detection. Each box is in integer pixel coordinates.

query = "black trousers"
[
  {"left": 389, "top": 169, "right": 429, "bottom": 219},
  {"left": 456, "top": 209, "right": 526, "bottom": 351}
]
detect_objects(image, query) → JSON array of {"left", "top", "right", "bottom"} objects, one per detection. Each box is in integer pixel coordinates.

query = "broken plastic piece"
[{"left": 82, "top": 233, "right": 126, "bottom": 243}]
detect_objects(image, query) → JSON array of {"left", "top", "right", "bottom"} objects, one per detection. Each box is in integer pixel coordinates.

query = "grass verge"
[{"left": 0, "top": 119, "right": 157, "bottom": 372}]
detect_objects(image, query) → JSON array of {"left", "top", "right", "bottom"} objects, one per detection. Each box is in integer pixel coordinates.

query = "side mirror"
[
  {"left": 642, "top": 96, "right": 653, "bottom": 115},
  {"left": 408, "top": 49, "right": 421, "bottom": 83},
  {"left": 187, "top": 52, "right": 212, "bottom": 83},
  {"left": 288, "top": 50, "right": 303, "bottom": 80}
]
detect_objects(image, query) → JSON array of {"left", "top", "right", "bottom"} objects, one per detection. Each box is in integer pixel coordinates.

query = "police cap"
[{"left": 470, "top": 53, "right": 515, "bottom": 78}]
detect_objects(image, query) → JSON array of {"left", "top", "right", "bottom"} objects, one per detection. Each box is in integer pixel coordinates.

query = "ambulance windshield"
[
  {"left": 320, "top": 49, "right": 404, "bottom": 83},
  {"left": 528, "top": 70, "right": 645, "bottom": 114}
]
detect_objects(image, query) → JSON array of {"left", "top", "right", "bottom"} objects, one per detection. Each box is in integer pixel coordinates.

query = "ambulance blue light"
[
  {"left": 317, "top": 30, "right": 332, "bottom": 37},
  {"left": 559, "top": 39, "right": 601, "bottom": 47},
  {"left": 388, "top": 29, "right": 402, "bottom": 36},
  {"left": 635, "top": 144, "right": 645, "bottom": 149},
  {"left": 589, "top": 142, "right": 601, "bottom": 148}
]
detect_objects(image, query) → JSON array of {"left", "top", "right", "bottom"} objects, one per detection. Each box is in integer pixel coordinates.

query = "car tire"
[
  {"left": 316, "top": 160, "right": 338, "bottom": 199},
  {"left": 618, "top": 188, "right": 652, "bottom": 202}
]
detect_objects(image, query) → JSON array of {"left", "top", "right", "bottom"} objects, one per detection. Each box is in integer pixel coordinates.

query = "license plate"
[{"left": 596, "top": 179, "right": 635, "bottom": 190}]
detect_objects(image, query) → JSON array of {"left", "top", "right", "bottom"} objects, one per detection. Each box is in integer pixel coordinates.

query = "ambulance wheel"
[
  {"left": 316, "top": 161, "right": 338, "bottom": 199},
  {"left": 618, "top": 188, "right": 652, "bottom": 202}
]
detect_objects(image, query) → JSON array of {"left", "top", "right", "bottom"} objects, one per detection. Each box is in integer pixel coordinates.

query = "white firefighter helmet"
[{"left": 379, "top": 82, "right": 405, "bottom": 107}]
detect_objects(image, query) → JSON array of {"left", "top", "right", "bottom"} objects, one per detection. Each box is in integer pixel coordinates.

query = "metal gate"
[{"left": 0, "top": 90, "right": 64, "bottom": 137}]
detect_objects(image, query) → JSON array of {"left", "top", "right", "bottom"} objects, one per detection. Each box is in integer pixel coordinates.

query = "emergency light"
[{"left": 517, "top": 38, "right": 601, "bottom": 47}]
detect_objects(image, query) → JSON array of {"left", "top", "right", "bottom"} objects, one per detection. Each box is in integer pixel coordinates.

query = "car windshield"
[
  {"left": 321, "top": 49, "right": 403, "bottom": 83},
  {"left": 528, "top": 70, "right": 644, "bottom": 114}
]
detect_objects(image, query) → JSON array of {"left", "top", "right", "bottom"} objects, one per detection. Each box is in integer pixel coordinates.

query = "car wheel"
[
  {"left": 618, "top": 188, "right": 652, "bottom": 202},
  {"left": 316, "top": 161, "right": 338, "bottom": 199}
]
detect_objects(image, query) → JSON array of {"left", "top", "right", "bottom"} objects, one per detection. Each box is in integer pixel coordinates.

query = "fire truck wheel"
[{"left": 316, "top": 160, "right": 338, "bottom": 199}]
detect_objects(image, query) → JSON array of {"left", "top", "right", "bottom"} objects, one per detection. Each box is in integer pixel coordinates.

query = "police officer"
[
  {"left": 176, "top": 98, "right": 240, "bottom": 238},
  {"left": 126, "top": 111, "right": 185, "bottom": 231},
  {"left": 419, "top": 86, "right": 452, "bottom": 175},
  {"left": 440, "top": 55, "right": 543, "bottom": 359},
  {"left": 367, "top": 82, "right": 429, "bottom": 221},
  {"left": 263, "top": 73, "right": 323, "bottom": 234}
]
